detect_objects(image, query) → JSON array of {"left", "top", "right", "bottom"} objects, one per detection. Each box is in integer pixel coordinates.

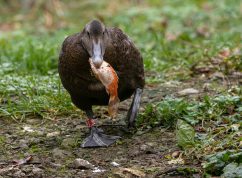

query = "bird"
[{"left": 58, "top": 20, "right": 145, "bottom": 147}]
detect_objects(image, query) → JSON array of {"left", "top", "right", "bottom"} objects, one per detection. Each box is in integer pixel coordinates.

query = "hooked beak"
[{"left": 91, "top": 40, "right": 103, "bottom": 68}]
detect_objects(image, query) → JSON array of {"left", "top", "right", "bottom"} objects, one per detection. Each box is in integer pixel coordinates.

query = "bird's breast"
[{"left": 87, "top": 82, "right": 105, "bottom": 91}]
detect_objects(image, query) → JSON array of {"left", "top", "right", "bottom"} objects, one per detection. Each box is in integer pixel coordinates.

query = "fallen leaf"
[
  {"left": 118, "top": 167, "right": 146, "bottom": 177},
  {"left": 176, "top": 119, "right": 195, "bottom": 149}
]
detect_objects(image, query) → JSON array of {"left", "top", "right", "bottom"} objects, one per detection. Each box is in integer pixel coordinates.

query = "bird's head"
[{"left": 81, "top": 20, "right": 109, "bottom": 68}]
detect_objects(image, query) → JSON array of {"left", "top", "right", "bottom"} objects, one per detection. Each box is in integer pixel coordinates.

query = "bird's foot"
[{"left": 81, "top": 127, "right": 121, "bottom": 148}]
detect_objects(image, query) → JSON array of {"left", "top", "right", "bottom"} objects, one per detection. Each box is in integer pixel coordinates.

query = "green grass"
[
  {"left": 137, "top": 94, "right": 241, "bottom": 176},
  {"left": 137, "top": 95, "right": 241, "bottom": 128},
  {"left": 0, "top": 0, "right": 241, "bottom": 120}
]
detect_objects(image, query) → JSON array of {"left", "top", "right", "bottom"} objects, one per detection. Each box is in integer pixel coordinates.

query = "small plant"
[
  {"left": 137, "top": 97, "right": 195, "bottom": 129},
  {"left": 203, "top": 150, "right": 242, "bottom": 177},
  {"left": 138, "top": 94, "right": 241, "bottom": 176}
]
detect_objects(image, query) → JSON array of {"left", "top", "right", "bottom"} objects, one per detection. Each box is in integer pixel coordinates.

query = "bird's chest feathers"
[
  {"left": 88, "top": 82, "right": 105, "bottom": 91},
  {"left": 87, "top": 69, "right": 105, "bottom": 91}
]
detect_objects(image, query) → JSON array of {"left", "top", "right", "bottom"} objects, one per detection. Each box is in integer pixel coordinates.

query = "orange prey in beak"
[{"left": 89, "top": 58, "right": 120, "bottom": 118}]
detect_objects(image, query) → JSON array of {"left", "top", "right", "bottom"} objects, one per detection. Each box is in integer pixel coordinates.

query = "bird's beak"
[{"left": 91, "top": 40, "right": 103, "bottom": 68}]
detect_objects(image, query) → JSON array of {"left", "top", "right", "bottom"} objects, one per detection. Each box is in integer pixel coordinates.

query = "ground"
[
  {"left": 0, "top": 71, "right": 241, "bottom": 177},
  {"left": 0, "top": 79, "right": 193, "bottom": 178},
  {"left": 0, "top": 0, "right": 241, "bottom": 178}
]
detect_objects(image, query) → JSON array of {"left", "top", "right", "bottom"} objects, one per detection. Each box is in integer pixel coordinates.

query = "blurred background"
[{"left": 0, "top": 0, "right": 241, "bottom": 74}]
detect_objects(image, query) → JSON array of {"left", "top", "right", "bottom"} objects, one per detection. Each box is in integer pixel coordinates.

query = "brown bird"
[{"left": 58, "top": 20, "right": 145, "bottom": 147}]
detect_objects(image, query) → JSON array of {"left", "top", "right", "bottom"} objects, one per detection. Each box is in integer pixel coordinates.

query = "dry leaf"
[{"left": 117, "top": 167, "right": 146, "bottom": 177}]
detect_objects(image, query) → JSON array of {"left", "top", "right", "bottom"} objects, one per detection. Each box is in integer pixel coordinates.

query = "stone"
[
  {"left": 211, "top": 72, "right": 224, "bottom": 79},
  {"left": 92, "top": 167, "right": 106, "bottom": 173},
  {"left": 13, "top": 170, "right": 26, "bottom": 178},
  {"left": 72, "top": 158, "right": 94, "bottom": 169},
  {"left": 111, "top": 161, "right": 120, "bottom": 167},
  {"left": 19, "top": 139, "right": 28, "bottom": 149},
  {"left": 21, "top": 165, "right": 33, "bottom": 174},
  {"left": 22, "top": 126, "right": 34, "bottom": 132},
  {"left": 47, "top": 131, "right": 60, "bottom": 137},
  {"left": 146, "top": 142, "right": 155, "bottom": 147},
  {"left": 172, "top": 151, "right": 180, "bottom": 158},
  {"left": 52, "top": 148, "right": 66, "bottom": 159},
  {"left": 178, "top": 88, "right": 199, "bottom": 96},
  {"left": 32, "top": 167, "right": 44, "bottom": 178},
  {"left": 75, "top": 125, "right": 86, "bottom": 130},
  {"left": 140, "top": 144, "right": 148, "bottom": 151},
  {"left": 114, "top": 168, "right": 146, "bottom": 178},
  {"left": 29, "top": 137, "right": 41, "bottom": 145}
]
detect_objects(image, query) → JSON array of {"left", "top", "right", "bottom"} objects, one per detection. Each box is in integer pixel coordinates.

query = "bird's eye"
[{"left": 87, "top": 32, "right": 90, "bottom": 38}]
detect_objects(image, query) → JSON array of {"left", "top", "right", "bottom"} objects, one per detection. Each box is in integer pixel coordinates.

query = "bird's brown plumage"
[{"left": 58, "top": 26, "right": 145, "bottom": 112}]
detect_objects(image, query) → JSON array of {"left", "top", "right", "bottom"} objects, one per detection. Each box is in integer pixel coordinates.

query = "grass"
[
  {"left": 0, "top": 0, "right": 241, "bottom": 176},
  {"left": 137, "top": 94, "right": 241, "bottom": 147},
  {"left": 0, "top": 0, "right": 241, "bottom": 121},
  {"left": 137, "top": 94, "right": 241, "bottom": 176}
]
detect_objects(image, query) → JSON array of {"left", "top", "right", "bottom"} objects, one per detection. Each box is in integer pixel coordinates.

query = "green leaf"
[
  {"left": 222, "top": 163, "right": 242, "bottom": 178},
  {"left": 176, "top": 119, "right": 195, "bottom": 149},
  {"left": 203, "top": 150, "right": 242, "bottom": 176}
]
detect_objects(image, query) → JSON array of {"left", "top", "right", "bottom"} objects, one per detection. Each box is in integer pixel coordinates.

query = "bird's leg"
[
  {"left": 127, "top": 88, "right": 143, "bottom": 127},
  {"left": 85, "top": 110, "right": 95, "bottom": 128},
  {"left": 81, "top": 109, "right": 121, "bottom": 148}
]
